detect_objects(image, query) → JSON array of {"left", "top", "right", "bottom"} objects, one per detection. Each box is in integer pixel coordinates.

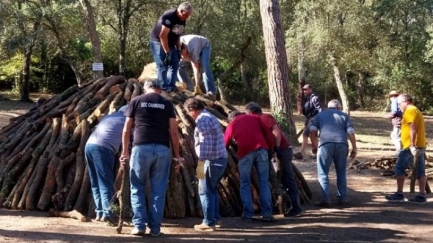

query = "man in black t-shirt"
[
  {"left": 121, "top": 79, "right": 182, "bottom": 237},
  {"left": 149, "top": 2, "right": 193, "bottom": 93}
]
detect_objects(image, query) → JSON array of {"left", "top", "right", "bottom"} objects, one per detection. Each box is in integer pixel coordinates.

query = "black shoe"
[
  {"left": 337, "top": 200, "right": 349, "bottom": 206},
  {"left": 241, "top": 214, "right": 255, "bottom": 222},
  {"left": 284, "top": 208, "right": 304, "bottom": 217},
  {"left": 260, "top": 215, "right": 276, "bottom": 222},
  {"left": 314, "top": 201, "right": 331, "bottom": 208},
  {"left": 293, "top": 152, "right": 303, "bottom": 160}
]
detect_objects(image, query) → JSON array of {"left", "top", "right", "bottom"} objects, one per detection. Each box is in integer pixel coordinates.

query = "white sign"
[{"left": 92, "top": 63, "right": 104, "bottom": 71}]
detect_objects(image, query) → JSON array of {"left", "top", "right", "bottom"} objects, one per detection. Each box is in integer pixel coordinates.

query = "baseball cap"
[
  {"left": 388, "top": 90, "right": 399, "bottom": 97},
  {"left": 302, "top": 84, "right": 312, "bottom": 89}
]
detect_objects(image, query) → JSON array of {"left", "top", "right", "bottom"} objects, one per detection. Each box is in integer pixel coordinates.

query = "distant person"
[
  {"left": 385, "top": 94, "right": 427, "bottom": 204},
  {"left": 184, "top": 98, "right": 227, "bottom": 231},
  {"left": 294, "top": 84, "right": 323, "bottom": 160},
  {"left": 178, "top": 35, "right": 217, "bottom": 98},
  {"left": 149, "top": 2, "right": 193, "bottom": 92},
  {"left": 245, "top": 102, "right": 303, "bottom": 217},
  {"left": 85, "top": 105, "right": 128, "bottom": 224},
  {"left": 388, "top": 90, "right": 402, "bottom": 156},
  {"left": 121, "top": 79, "right": 183, "bottom": 236},
  {"left": 310, "top": 99, "right": 357, "bottom": 207},
  {"left": 224, "top": 111, "right": 275, "bottom": 222}
]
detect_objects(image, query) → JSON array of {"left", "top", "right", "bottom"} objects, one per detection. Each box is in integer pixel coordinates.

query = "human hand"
[
  {"left": 274, "top": 146, "right": 283, "bottom": 160},
  {"left": 349, "top": 149, "right": 357, "bottom": 159},
  {"left": 410, "top": 146, "right": 419, "bottom": 157},
  {"left": 120, "top": 156, "right": 129, "bottom": 167},
  {"left": 164, "top": 52, "right": 171, "bottom": 65},
  {"left": 173, "top": 157, "right": 184, "bottom": 174},
  {"left": 312, "top": 147, "right": 317, "bottom": 155},
  {"left": 196, "top": 160, "right": 205, "bottom": 180}
]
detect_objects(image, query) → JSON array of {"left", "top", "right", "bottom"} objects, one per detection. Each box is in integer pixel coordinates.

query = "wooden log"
[
  {"left": 95, "top": 76, "right": 125, "bottom": 99},
  {"left": 88, "top": 92, "right": 118, "bottom": 124},
  {"left": 55, "top": 152, "right": 76, "bottom": 190},
  {"left": 124, "top": 79, "right": 135, "bottom": 101},
  {"left": 131, "top": 81, "right": 142, "bottom": 99},
  {"left": 48, "top": 208, "right": 87, "bottom": 222},
  {"left": 73, "top": 166, "right": 90, "bottom": 213},
  {"left": 109, "top": 91, "right": 126, "bottom": 114},
  {"left": 116, "top": 164, "right": 129, "bottom": 234}
]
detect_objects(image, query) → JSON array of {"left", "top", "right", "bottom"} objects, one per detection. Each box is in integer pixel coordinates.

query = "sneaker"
[
  {"left": 194, "top": 223, "right": 216, "bottom": 232},
  {"left": 284, "top": 208, "right": 304, "bottom": 217},
  {"left": 94, "top": 215, "right": 102, "bottom": 222},
  {"left": 150, "top": 231, "right": 161, "bottom": 237},
  {"left": 337, "top": 199, "right": 349, "bottom": 206},
  {"left": 408, "top": 194, "right": 427, "bottom": 204},
  {"left": 130, "top": 228, "right": 145, "bottom": 236},
  {"left": 293, "top": 152, "right": 303, "bottom": 160},
  {"left": 215, "top": 220, "right": 222, "bottom": 228},
  {"left": 314, "top": 201, "right": 331, "bottom": 208},
  {"left": 261, "top": 215, "right": 276, "bottom": 222},
  {"left": 385, "top": 192, "right": 405, "bottom": 202}
]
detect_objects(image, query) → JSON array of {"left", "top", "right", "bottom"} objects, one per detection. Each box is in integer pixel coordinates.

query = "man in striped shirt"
[{"left": 184, "top": 98, "right": 228, "bottom": 231}]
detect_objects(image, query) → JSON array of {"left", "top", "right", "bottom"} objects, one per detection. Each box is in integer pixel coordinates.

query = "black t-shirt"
[
  {"left": 125, "top": 93, "right": 176, "bottom": 147},
  {"left": 150, "top": 8, "right": 186, "bottom": 48}
]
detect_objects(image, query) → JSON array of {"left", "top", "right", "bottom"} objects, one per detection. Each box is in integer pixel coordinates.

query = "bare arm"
[
  {"left": 271, "top": 125, "right": 282, "bottom": 147},
  {"left": 159, "top": 25, "right": 171, "bottom": 54},
  {"left": 410, "top": 122, "right": 417, "bottom": 147},
  {"left": 191, "top": 61, "right": 201, "bottom": 86},
  {"left": 310, "top": 130, "right": 319, "bottom": 154},
  {"left": 348, "top": 133, "right": 357, "bottom": 159},
  {"left": 121, "top": 117, "right": 134, "bottom": 162}
]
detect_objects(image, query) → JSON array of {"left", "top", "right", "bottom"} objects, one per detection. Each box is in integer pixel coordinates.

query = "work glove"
[
  {"left": 274, "top": 146, "right": 283, "bottom": 160},
  {"left": 410, "top": 146, "right": 420, "bottom": 157},
  {"left": 163, "top": 52, "right": 171, "bottom": 65},
  {"left": 196, "top": 160, "right": 205, "bottom": 180}
]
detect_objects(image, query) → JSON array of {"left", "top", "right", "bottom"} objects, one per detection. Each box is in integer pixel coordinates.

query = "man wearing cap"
[
  {"left": 310, "top": 99, "right": 357, "bottom": 207},
  {"left": 294, "top": 84, "right": 323, "bottom": 160},
  {"left": 121, "top": 79, "right": 182, "bottom": 236},
  {"left": 85, "top": 105, "right": 128, "bottom": 224},
  {"left": 245, "top": 102, "right": 304, "bottom": 217},
  {"left": 388, "top": 90, "right": 402, "bottom": 155},
  {"left": 149, "top": 2, "right": 193, "bottom": 92}
]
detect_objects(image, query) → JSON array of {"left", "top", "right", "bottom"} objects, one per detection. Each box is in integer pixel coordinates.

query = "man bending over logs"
[
  {"left": 224, "top": 111, "right": 275, "bottom": 222},
  {"left": 84, "top": 105, "right": 128, "bottom": 225},
  {"left": 120, "top": 79, "right": 182, "bottom": 236}
]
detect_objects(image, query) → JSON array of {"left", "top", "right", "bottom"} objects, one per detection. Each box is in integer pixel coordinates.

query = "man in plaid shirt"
[{"left": 184, "top": 98, "right": 227, "bottom": 231}]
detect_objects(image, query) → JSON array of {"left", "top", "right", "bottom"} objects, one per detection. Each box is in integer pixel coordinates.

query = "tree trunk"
[
  {"left": 328, "top": 51, "right": 350, "bottom": 114},
  {"left": 357, "top": 72, "right": 365, "bottom": 108},
  {"left": 297, "top": 18, "right": 307, "bottom": 115},
  {"left": 259, "top": 0, "right": 297, "bottom": 140},
  {"left": 79, "top": 0, "right": 104, "bottom": 80}
]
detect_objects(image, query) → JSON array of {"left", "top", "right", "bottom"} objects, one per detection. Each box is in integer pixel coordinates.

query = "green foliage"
[{"left": 272, "top": 111, "right": 296, "bottom": 144}]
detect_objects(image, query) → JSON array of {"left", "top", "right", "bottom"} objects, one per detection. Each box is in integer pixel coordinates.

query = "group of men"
[
  {"left": 149, "top": 2, "right": 216, "bottom": 97},
  {"left": 82, "top": 0, "right": 428, "bottom": 238}
]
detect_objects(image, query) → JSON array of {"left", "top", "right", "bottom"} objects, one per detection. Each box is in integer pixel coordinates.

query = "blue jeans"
[
  {"left": 177, "top": 61, "right": 194, "bottom": 91},
  {"left": 198, "top": 158, "right": 227, "bottom": 226},
  {"left": 395, "top": 148, "right": 425, "bottom": 177},
  {"left": 280, "top": 147, "right": 301, "bottom": 210},
  {"left": 129, "top": 144, "right": 171, "bottom": 234},
  {"left": 238, "top": 149, "right": 272, "bottom": 218},
  {"left": 84, "top": 144, "right": 116, "bottom": 219},
  {"left": 149, "top": 40, "right": 179, "bottom": 90},
  {"left": 317, "top": 143, "right": 348, "bottom": 202},
  {"left": 199, "top": 44, "right": 216, "bottom": 93}
]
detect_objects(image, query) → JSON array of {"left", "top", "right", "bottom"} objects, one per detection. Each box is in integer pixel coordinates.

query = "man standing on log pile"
[
  {"left": 385, "top": 93, "right": 427, "bottom": 204},
  {"left": 245, "top": 102, "right": 304, "bottom": 217},
  {"left": 388, "top": 90, "right": 402, "bottom": 156},
  {"left": 310, "top": 99, "right": 357, "bottom": 207},
  {"left": 184, "top": 98, "right": 227, "bottom": 231},
  {"left": 149, "top": 2, "right": 193, "bottom": 93},
  {"left": 294, "top": 84, "right": 323, "bottom": 160},
  {"left": 224, "top": 110, "right": 276, "bottom": 222},
  {"left": 120, "top": 79, "right": 183, "bottom": 236},
  {"left": 178, "top": 34, "right": 217, "bottom": 99},
  {"left": 85, "top": 105, "right": 128, "bottom": 225}
]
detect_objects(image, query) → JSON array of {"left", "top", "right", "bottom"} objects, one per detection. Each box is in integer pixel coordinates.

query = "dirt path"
[{"left": 0, "top": 102, "right": 432, "bottom": 243}]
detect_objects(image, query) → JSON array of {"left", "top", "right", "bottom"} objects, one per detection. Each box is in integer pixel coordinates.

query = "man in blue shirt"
[
  {"left": 85, "top": 105, "right": 128, "bottom": 224},
  {"left": 310, "top": 99, "right": 357, "bottom": 207},
  {"left": 184, "top": 98, "right": 227, "bottom": 231}
]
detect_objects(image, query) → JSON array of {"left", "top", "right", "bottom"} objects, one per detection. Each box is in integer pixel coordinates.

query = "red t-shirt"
[
  {"left": 224, "top": 114, "right": 274, "bottom": 159},
  {"left": 257, "top": 114, "right": 291, "bottom": 149}
]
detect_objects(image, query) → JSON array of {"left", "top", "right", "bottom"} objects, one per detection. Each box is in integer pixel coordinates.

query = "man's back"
[{"left": 312, "top": 109, "right": 353, "bottom": 146}]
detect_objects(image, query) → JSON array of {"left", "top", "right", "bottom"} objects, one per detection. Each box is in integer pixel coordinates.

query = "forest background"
[{"left": 1, "top": 0, "right": 433, "bottom": 114}]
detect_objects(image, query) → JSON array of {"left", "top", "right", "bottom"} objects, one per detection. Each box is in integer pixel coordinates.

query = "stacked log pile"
[{"left": 0, "top": 75, "right": 312, "bottom": 220}]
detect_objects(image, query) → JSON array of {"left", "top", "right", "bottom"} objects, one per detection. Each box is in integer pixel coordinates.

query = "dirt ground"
[{"left": 0, "top": 100, "right": 432, "bottom": 243}]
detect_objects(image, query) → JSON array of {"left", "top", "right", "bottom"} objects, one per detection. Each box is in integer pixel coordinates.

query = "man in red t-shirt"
[
  {"left": 245, "top": 102, "right": 303, "bottom": 217},
  {"left": 224, "top": 111, "right": 275, "bottom": 221}
]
